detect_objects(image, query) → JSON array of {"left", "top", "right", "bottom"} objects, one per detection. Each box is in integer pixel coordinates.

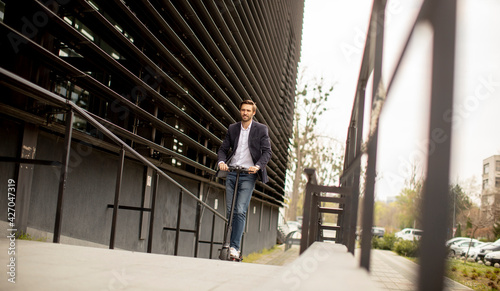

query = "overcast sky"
[{"left": 299, "top": 0, "right": 500, "bottom": 201}]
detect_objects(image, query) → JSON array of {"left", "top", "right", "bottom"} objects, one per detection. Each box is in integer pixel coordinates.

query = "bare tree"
[{"left": 286, "top": 75, "right": 342, "bottom": 221}]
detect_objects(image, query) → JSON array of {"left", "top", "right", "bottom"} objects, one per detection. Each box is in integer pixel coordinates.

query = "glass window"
[
  {"left": 484, "top": 163, "right": 490, "bottom": 174},
  {"left": 496, "top": 160, "right": 500, "bottom": 171},
  {"left": 483, "top": 179, "right": 489, "bottom": 190},
  {"left": 496, "top": 177, "right": 500, "bottom": 188},
  {"left": 0, "top": 1, "right": 5, "bottom": 22}
]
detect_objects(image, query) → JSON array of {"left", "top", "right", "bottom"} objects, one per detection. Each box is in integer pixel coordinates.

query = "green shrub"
[
  {"left": 379, "top": 233, "right": 397, "bottom": 250},
  {"left": 372, "top": 233, "right": 397, "bottom": 250},
  {"left": 17, "top": 232, "right": 47, "bottom": 242},
  {"left": 394, "top": 239, "right": 420, "bottom": 257}
]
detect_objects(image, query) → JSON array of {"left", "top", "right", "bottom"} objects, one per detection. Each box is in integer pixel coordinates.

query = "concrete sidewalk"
[
  {"left": 0, "top": 239, "right": 473, "bottom": 290},
  {"left": 1, "top": 239, "right": 377, "bottom": 290},
  {"left": 1, "top": 239, "right": 281, "bottom": 290},
  {"left": 368, "top": 249, "right": 472, "bottom": 291}
]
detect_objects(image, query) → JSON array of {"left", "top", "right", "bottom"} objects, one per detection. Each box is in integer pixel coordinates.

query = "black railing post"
[
  {"left": 209, "top": 212, "right": 215, "bottom": 259},
  {"left": 174, "top": 189, "right": 183, "bottom": 256},
  {"left": 147, "top": 171, "right": 159, "bottom": 253},
  {"left": 300, "top": 168, "right": 317, "bottom": 254},
  {"left": 53, "top": 109, "right": 73, "bottom": 243},
  {"left": 360, "top": 130, "right": 379, "bottom": 270},
  {"left": 418, "top": 1, "right": 456, "bottom": 290},
  {"left": 308, "top": 191, "right": 319, "bottom": 245},
  {"left": 360, "top": 0, "right": 386, "bottom": 271},
  {"left": 194, "top": 182, "right": 205, "bottom": 258},
  {"left": 340, "top": 123, "right": 357, "bottom": 246},
  {"left": 194, "top": 201, "right": 201, "bottom": 257},
  {"left": 347, "top": 84, "right": 366, "bottom": 255},
  {"left": 109, "top": 146, "right": 125, "bottom": 249}
]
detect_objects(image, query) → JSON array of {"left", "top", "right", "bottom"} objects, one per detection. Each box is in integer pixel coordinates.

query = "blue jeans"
[{"left": 225, "top": 171, "right": 257, "bottom": 251}]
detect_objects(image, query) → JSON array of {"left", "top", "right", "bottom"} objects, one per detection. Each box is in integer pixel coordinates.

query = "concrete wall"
[
  {"left": 0, "top": 126, "right": 279, "bottom": 258},
  {"left": 0, "top": 118, "right": 20, "bottom": 217}
]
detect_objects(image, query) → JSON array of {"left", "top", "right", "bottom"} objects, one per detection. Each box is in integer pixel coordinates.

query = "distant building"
[
  {"left": 385, "top": 196, "right": 397, "bottom": 204},
  {"left": 480, "top": 155, "right": 500, "bottom": 224}
]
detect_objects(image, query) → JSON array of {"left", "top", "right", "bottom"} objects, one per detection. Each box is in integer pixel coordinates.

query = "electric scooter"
[{"left": 219, "top": 166, "right": 249, "bottom": 262}]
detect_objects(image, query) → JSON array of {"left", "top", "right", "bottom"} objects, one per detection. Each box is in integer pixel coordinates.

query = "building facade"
[
  {"left": 480, "top": 155, "right": 500, "bottom": 224},
  {"left": 0, "top": 0, "right": 304, "bottom": 257}
]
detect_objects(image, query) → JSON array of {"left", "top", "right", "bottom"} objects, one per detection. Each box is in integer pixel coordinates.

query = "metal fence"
[{"left": 300, "top": 0, "right": 457, "bottom": 290}]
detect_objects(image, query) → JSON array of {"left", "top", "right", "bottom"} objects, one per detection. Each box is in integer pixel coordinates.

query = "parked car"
[
  {"left": 476, "top": 243, "right": 500, "bottom": 262},
  {"left": 448, "top": 239, "right": 481, "bottom": 256},
  {"left": 355, "top": 227, "right": 386, "bottom": 240},
  {"left": 286, "top": 221, "right": 302, "bottom": 232},
  {"left": 484, "top": 251, "right": 500, "bottom": 265},
  {"left": 372, "top": 227, "right": 386, "bottom": 238},
  {"left": 395, "top": 228, "right": 423, "bottom": 241},
  {"left": 467, "top": 242, "right": 491, "bottom": 260},
  {"left": 446, "top": 237, "right": 471, "bottom": 247}
]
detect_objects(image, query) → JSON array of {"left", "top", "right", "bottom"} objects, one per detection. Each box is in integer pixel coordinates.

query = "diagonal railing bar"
[
  {"left": 0, "top": 67, "right": 227, "bottom": 225},
  {"left": 343, "top": 0, "right": 431, "bottom": 173},
  {"left": 365, "top": 0, "right": 430, "bottom": 138}
]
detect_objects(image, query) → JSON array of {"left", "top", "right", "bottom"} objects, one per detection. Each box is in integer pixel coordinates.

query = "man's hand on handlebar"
[
  {"left": 248, "top": 166, "right": 259, "bottom": 174},
  {"left": 219, "top": 162, "right": 229, "bottom": 172}
]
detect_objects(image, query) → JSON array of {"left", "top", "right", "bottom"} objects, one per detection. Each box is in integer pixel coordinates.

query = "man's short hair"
[{"left": 240, "top": 99, "right": 257, "bottom": 112}]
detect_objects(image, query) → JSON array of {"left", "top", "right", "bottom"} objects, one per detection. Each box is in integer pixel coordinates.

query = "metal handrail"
[
  {"left": 335, "top": 0, "right": 456, "bottom": 290},
  {"left": 0, "top": 68, "right": 227, "bottom": 232}
]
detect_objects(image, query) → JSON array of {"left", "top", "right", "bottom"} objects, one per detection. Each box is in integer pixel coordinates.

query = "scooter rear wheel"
[{"left": 219, "top": 248, "right": 229, "bottom": 260}]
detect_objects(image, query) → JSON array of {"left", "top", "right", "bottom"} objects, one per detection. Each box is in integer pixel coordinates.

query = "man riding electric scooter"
[{"left": 216, "top": 100, "right": 272, "bottom": 261}]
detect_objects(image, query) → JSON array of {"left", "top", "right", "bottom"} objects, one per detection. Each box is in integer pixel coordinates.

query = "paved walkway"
[
  {"left": 368, "top": 249, "right": 471, "bottom": 291},
  {"left": 0, "top": 239, "right": 281, "bottom": 290},
  {"left": 0, "top": 239, "right": 472, "bottom": 290},
  {"left": 248, "top": 245, "right": 471, "bottom": 290}
]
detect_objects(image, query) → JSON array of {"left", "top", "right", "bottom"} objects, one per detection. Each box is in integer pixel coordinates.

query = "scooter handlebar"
[{"left": 227, "top": 166, "right": 250, "bottom": 172}]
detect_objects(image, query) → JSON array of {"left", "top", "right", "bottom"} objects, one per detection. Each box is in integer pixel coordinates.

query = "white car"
[
  {"left": 467, "top": 242, "right": 491, "bottom": 260},
  {"left": 446, "top": 237, "right": 471, "bottom": 247},
  {"left": 286, "top": 221, "right": 302, "bottom": 232},
  {"left": 395, "top": 228, "right": 423, "bottom": 241},
  {"left": 485, "top": 251, "right": 500, "bottom": 265},
  {"left": 448, "top": 239, "right": 482, "bottom": 256}
]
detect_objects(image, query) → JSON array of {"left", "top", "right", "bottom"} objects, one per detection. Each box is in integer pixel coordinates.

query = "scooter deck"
[{"left": 229, "top": 257, "right": 242, "bottom": 262}]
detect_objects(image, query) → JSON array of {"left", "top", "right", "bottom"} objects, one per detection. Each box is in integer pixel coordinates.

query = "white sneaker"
[{"left": 229, "top": 247, "right": 240, "bottom": 258}]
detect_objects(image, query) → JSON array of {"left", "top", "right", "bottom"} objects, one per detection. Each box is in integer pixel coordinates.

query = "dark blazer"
[{"left": 217, "top": 121, "right": 272, "bottom": 183}]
